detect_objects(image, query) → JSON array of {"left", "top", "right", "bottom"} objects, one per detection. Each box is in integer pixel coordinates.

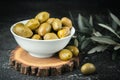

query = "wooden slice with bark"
[{"left": 9, "top": 46, "right": 79, "bottom": 76}]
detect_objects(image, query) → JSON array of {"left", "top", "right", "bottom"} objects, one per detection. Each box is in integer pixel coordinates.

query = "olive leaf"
[
  {"left": 81, "top": 38, "right": 91, "bottom": 50},
  {"left": 91, "top": 36, "right": 118, "bottom": 45},
  {"left": 82, "top": 16, "right": 91, "bottom": 27},
  {"left": 110, "top": 12, "right": 120, "bottom": 26},
  {"left": 78, "top": 14, "right": 86, "bottom": 32},
  {"left": 78, "top": 14, "right": 93, "bottom": 34},
  {"left": 117, "top": 31, "right": 120, "bottom": 35},
  {"left": 69, "top": 11, "right": 76, "bottom": 27},
  {"left": 93, "top": 31, "right": 102, "bottom": 37},
  {"left": 80, "top": 36, "right": 86, "bottom": 43},
  {"left": 74, "top": 38, "right": 79, "bottom": 47},
  {"left": 88, "top": 45, "right": 109, "bottom": 54},
  {"left": 114, "top": 45, "right": 120, "bottom": 50},
  {"left": 89, "top": 15, "right": 93, "bottom": 26},
  {"left": 82, "top": 16, "right": 93, "bottom": 33},
  {"left": 112, "top": 20, "right": 118, "bottom": 31},
  {"left": 89, "top": 15, "right": 96, "bottom": 33},
  {"left": 95, "top": 15, "right": 104, "bottom": 23},
  {"left": 98, "top": 23, "right": 120, "bottom": 39}
]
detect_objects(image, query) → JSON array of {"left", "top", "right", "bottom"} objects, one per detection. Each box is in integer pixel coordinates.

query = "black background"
[{"left": 0, "top": 0, "right": 120, "bottom": 23}]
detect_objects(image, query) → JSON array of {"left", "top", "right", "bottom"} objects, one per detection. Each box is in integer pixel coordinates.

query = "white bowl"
[{"left": 10, "top": 20, "right": 75, "bottom": 58}]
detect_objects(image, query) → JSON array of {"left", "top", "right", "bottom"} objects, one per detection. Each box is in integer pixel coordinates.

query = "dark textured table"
[{"left": 0, "top": 0, "right": 120, "bottom": 80}]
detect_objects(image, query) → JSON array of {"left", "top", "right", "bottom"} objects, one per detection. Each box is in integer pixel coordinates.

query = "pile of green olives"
[
  {"left": 13, "top": 11, "right": 73, "bottom": 40},
  {"left": 59, "top": 45, "right": 79, "bottom": 61}
]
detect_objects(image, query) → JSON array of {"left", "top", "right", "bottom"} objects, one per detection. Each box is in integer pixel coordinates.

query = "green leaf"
[
  {"left": 80, "top": 36, "right": 86, "bottom": 43},
  {"left": 112, "top": 20, "right": 118, "bottom": 31},
  {"left": 82, "top": 16, "right": 93, "bottom": 32},
  {"left": 78, "top": 14, "right": 86, "bottom": 32},
  {"left": 88, "top": 45, "right": 109, "bottom": 54},
  {"left": 69, "top": 11, "right": 76, "bottom": 27},
  {"left": 89, "top": 15, "right": 96, "bottom": 33},
  {"left": 81, "top": 38, "right": 91, "bottom": 49},
  {"left": 80, "top": 28, "right": 91, "bottom": 34},
  {"left": 98, "top": 23, "right": 120, "bottom": 39},
  {"left": 82, "top": 16, "right": 91, "bottom": 27},
  {"left": 74, "top": 39, "right": 79, "bottom": 47},
  {"left": 78, "top": 14, "right": 93, "bottom": 34},
  {"left": 89, "top": 15, "right": 93, "bottom": 26},
  {"left": 91, "top": 36, "right": 118, "bottom": 45},
  {"left": 117, "top": 31, "right": 120, "bottom": 35},
  {"left": 93, "top": 31, "right": 102, "bottom": 36},
  {"left": 95, "top": 15, "right": 104, "bottom": 23},
  {"left": 110, "top": 12, "right": 120, "bottom": 26},
  {"left": 114, "top": 45, "right": 120, "bottom": 50}
]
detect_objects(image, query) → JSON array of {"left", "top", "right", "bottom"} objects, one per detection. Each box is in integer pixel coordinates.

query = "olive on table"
[
  {"left": 13, "top": 23, "right": 33, "bottom": 38},
  {"left": 52, "top": 18, "right": 62, "bottom": 31},
  {"left": 61, "top": 17, "right": 72, "bottom": 29},
  {"left": 35, "top": 11, "right": 50, "bottom": 23},
  {"left": 31, "top": 34, "right": 42, "bottom": 40},
  {"left": 38, "top": 22, "right": 52, "bottom": 36},
  {"left": 57, "top": 27, "right": 70, "bottom": 38},
  {"left": 43, "top": 33, "right": 58, "bottom": 40},
  {"left": 25, "top": 19, "right": 40, "bottom": 30},
  {"left": 66, "top": 45, "right": 79, "bottom": 56},
  {"left": 81, "top": 63, "right": 96, "bottom": 75},
  {"left": 59, "top": 49, "right": 73, "bottom": 61}
]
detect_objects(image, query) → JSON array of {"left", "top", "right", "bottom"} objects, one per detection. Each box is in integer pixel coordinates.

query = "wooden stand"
[{"left": 9, "top": 46, "right": 80, "bottom": 76}]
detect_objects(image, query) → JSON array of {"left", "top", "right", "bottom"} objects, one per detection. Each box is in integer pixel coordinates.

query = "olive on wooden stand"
[
  {"left": 66, "top": 45, "right": 79, "bottom": 56},
  {"left": 59, "top": 49, "right": 73, "bottom": 61}
]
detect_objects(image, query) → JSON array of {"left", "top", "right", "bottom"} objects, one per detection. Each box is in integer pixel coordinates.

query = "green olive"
[
  {"left": 43, "top": 33, "right": 58, "bottom": 40},
  {"left": 38, "top": 23, "right": 51, "bottom": 36},
  {"left": 57, "top": 27, "right": 70, "bottom": 38},
  {"left": 62, "top": 26, "right": 71, "bottom": 30},
  {"left": 66, "top": 45, "right": 79, "bottom": 56},
  {"left": 34, "top": 28, "right": 39, "bottom": 34},
  {"left": 25, "top": 19, "right": 40, "bottom": 30},
  {"left": 61, "top": 17, "right": 72, "bottom": 29},
  {"left": 52, "top": 18, "right": 62, "bottom": 31},
  {"left": 59, "top": 49, "right": 73, "bottom": 61},
  {"left": 62, "top": 26, "right": 70, "bottom": 31},
  {"left": 13, "top": 23, "right": 33, "bottom": 38},
  {"left": 81, "top": 63, "right": 96, "bottom": 75},
  {"left": 47, "top": 18, "right": 55, "bottom": 24},
  {"left": 31, "top": 34, "right": 42, "bottom": 40},
  {"left": 35, "top": 11, "right": 50, "bottom": 23}
]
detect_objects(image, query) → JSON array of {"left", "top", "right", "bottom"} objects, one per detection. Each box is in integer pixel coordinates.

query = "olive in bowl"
[{"left": 10, "top": 20, "right": 75, "bottom": 58}]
